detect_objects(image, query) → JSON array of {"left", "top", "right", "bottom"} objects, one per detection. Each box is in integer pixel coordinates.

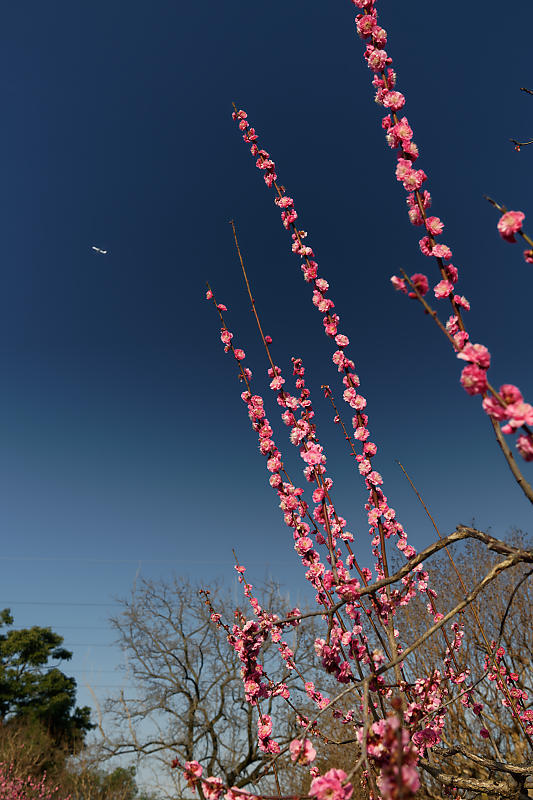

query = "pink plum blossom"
[
  {"left": 460, "top": 364, "right": 488, "bottom": 396},
  {"left": 456, "top": 343, "right": 491, "bottom": 369},
  {"left": 183, "top": 761, "right": 203, "bottom": 790},
  {"left": 310, "top": 769, "right": 353, "bottom": 800},
  {"left": 500, "top": 384, "right": 523, "bottom": 404},
  {"left": 482, "top": 395, "right": 507, "bottom": 421},
  {"left": 505, "top": 401, "right": 533, "bottom": 429},
  {"left": 431, "top": 243, "right": 452, "bottom": 259},
  {"left": 202, "top": 778, "right": 225, "bottom": 800},
  {"left": 453, "top": 294, "right": 471, "bottom": 311},
  {"left": 434, "top": 279, "right": 453, "bottom": 298},
  {"left": 391, "top": 275, "right": 407, "bottom": 292},
  {"left": 425, "top": 216, "right": 444, "bottom": 235},
  {"left": 497, "top": 210, "right": 525, "bottom": 242},
  {"left": 409, "top": 273, "right": 429, "bottom": 297},
  {"left": 289, "top": 738, "right": 317, "bottom": 764},
  {"left": 516, "top": 434, "right": 533, "bottom": 461}
]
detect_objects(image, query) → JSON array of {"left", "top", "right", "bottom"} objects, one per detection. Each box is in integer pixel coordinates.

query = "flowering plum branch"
[{"left": 196, "top": 0, "right": 533, "bottom": 798}]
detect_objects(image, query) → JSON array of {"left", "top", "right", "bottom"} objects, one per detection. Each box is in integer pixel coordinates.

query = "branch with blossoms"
[
  {"left": 205, "top": 253, "right": 533, "bottom": 796},
  {"left": 193, "top": 1, "right": 533, "bottom": 799}
]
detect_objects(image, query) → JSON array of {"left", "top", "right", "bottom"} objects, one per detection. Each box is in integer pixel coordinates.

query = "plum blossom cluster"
[
  {"left": 231, "top": 108, "right": 432, "bottom": 595},
  {"left": 206, "top": 254, "right": 483, "bottom": 800},
  {"left": 484, "top": 643, "right": 533, "bottom": 736},
  {"left": 174, "top": 761, "right": 256, "bottom": 800},
  {"left": 0, "top": 764, "right": 69, "bottom": 800},
  {"left": 223, "top": 103, "right": 500, "bottom": 798},
  {"left": 349, "top": 2, "right": 533, "bottom": 462},
  {"left": 309, "top": 769, "right": 353, "bottom": 800},
  {"left": 364, "top": 715, "right": 420, "bottom": 800},
  {"left": 197, "top": 4, "right": 533, "bottom": 800}
]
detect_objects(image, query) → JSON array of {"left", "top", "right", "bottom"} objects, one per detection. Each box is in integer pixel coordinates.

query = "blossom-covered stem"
[
  {"left": 400, "top": 269, "right": 531, "bottom": 450},
  {"left": 230, "top": 221, "right": 341, "bottom": 578},
  {"left": 399, "top": 270, "right": 458, "bottom": 349},
  {"left": 321, "top": 385, "right": 409, "bottom": 660},
  {"left": 489, "top": 416, "right": 533, "bottom": 505},
  {"left": 354, "top": 24, "right": 467, "bottom": 333},
  {"left": 231, "top": 108, "right": 421, "bottom": 625},
  {"left": 321, "top": 385, "right": 358, "bottom": 459},
  {"left": 232, "top": 286, "right": 399, "bottom": 673},
  {"left": 229, "top": 221, "right": 390, "bottom": 595},
  {"left": 401, "top": 270, "right": 531, "bottom": 426}
]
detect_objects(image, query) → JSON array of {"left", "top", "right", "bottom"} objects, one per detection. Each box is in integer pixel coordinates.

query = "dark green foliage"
[{"left": 0, "top": 608, "right": 93, "bottom": 750}]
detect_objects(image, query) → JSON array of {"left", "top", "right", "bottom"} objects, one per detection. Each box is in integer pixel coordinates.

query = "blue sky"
[{"left": 0, "top": 0, "right": 531, "bottom": 737}]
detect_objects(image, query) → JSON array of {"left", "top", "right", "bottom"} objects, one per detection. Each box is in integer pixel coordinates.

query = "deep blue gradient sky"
[{"left": 0, "top": 1, "right": 531, "bottom": 723}]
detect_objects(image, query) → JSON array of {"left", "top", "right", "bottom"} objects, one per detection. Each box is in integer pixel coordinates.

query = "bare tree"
[{"left": 99, "top": 577, "right": 314, "bottom": 796}]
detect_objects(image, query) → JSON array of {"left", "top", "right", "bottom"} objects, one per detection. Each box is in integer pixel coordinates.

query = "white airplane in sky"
[{"left": 91, "top": 246, "right": 108, "bottom": 254}]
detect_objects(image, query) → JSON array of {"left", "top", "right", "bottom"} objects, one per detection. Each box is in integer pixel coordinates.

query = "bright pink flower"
[
  {"left": 412, "top": 727, "right": 439, "bottom": 748},
  {"left": 431, "top": 243, "right": 452, "bottom": 259},
  {"left": 391, "top": 275, "right": 407, "bottom": 292},
  {"left": 446, "top": 315, "right": 459, "bottom": 334},
  {"left": 206, "top": 289, "right": 213, "bottom": 300},
  {"left": 409, "top": 273, "right": 429, "bottom": 296},
  {"left": 295, "top": 537, "right": 313, "bottom": 555},
  {"left": 301, "top": 443, "right": 324, "bottom": 466},
  {"left": 425, "top": 216, "right": 444, "bottom": 236},
  {"left": 393, "top": 116, "right": 413, "bottom": 141},
  {"left": 482, "top": 395, "right": 507, "bottom": 421},
  {"left": 356, "top": 14, "right": 376, "bottom": 38},
  {"left": 275, "top": 195, "right": 294, "bottom": 208},
  {"left": 269, "top": 375, "right": 285, "bottom": 390},
  {"left": 257, "top": 715, "right": 272, "bottom": 739},
  {"left": 366, "top": 47, "right": 390, "bottom": 71},
  {"left": 234, "top": 348, "right": 246, "bottom": 361},
  {"left": 372, "top": 26, "right": 387, "bottom": 46},
  {"left": 456, "top": 343, "right": 491, "bottom": 369},
  {"left": 310, "top": 769, "right": 353, "bottom": 800},
  {"left": 203, "top": 778, "right": 224, "bottom": 800},
  {"left": 524, "top": 249, "right": 533, "bottom": 263},
  {"left": 460, "top": 364, "right": 488, "bottom": 396},
  {"left": 408, "top": 205, "right": 424, "bottom": 225},
  {"left": 183, "top": 761, "right": 203, "bottom": 790},
  {"left": 382, "top": 90, "right": 405, "bottom": 111},
  {"left": 395, "top": 158, "right": 412, "bottom": 183},
  {"left": 453, "top": 294, "right": 471, "bottom": 311},
  {"left": 401, "top": 166, "right": 427, "bottom": 191},
  {"left": 454, "top": 331, "right": 469, "bottom": 351},
  {"left": 505, "top": 401, "right": 533, "bottom": 429},
  {"left": 419, "top": 236, "right": 433, "bottom": 256},
  {"left": 434, "top": 279, "right": 453, "bottom": 298},
  {"left": 497, "top": 210, "right": 525, "bottom": 242},
  {"left": 500, "top": 384, "right": 523, "bottom": 404},
  {"left": 445, "top": 263, "right": 458, "bottom": 283},
  {"left": 402, "top": 140, "right": 419, "bottom": 159},
  {"left": 289, "top": 738, "right": 317, "bottom": 763}
]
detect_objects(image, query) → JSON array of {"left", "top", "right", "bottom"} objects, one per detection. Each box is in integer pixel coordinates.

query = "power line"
[
  {"left": 0, "top": 556, "right": 295, "bottom": 565},
  {"left": 0, "top": 600, "right": 121, "bottom": 606}
]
